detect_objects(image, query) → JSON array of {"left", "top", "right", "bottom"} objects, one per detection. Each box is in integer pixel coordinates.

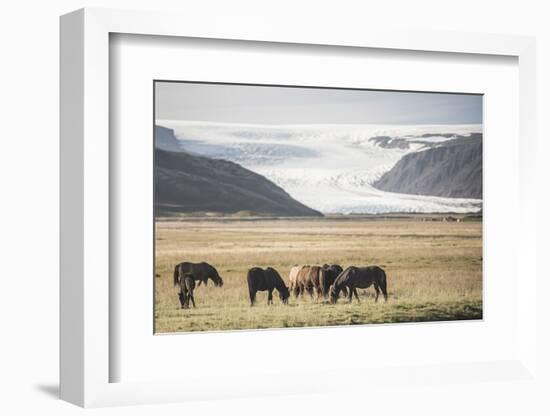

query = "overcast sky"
[{"left": 155, "top": 81, "right": 482, "bottom": 125}]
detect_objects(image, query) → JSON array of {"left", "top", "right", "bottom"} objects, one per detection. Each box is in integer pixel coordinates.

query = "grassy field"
[{"left": 154, "top": 218, "right": 482, "bottom": 333}]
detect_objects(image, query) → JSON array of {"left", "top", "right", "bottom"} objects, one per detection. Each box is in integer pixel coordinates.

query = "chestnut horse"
[{"left": 295, "top": 266, "right": 325, "bottom": 300}]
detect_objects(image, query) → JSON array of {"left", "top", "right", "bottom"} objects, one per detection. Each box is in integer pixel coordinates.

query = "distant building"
[{"left": 443, "top": 216, "right": 460, "bottom": 222}]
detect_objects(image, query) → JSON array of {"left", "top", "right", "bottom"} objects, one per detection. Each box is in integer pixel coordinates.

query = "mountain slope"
[
  {"left": 154, "top": 127, "right": 322, "bottom": 217},
  {"left": 372, "top": 136, "right": 482, "bottom": 199},
  {"left": 155, "top": 125, "right": 184, "bottom": 152}
]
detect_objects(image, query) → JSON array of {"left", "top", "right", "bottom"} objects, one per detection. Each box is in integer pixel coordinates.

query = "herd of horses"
[{"left": 173, "top": 261, "right": 388, "bottom": 309}]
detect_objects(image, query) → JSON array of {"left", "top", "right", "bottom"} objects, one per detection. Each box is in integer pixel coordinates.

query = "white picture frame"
[{"left": 60, "top": 7, "right": 538, "bottom": 408}]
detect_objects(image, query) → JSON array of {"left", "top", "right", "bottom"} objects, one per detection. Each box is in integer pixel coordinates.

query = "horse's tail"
[
  {"left": 173, "top": 264, "right": 180, "bottom": 287},
  {"left": 380, "top": 268, "right": 388, "bottom": 300},
  {"left": 246, "top": 269, "right": 254, "bottom": 287}
]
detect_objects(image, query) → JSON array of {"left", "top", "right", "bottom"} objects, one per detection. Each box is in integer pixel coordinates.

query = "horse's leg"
[
  {"left": 315, "top": 285, "right": 323, "bottom": 301},
  {"left": 189, "top": 292, "right": 196, "bottom": 308},
  {"left": 353, "top": 288, "right": 360, "bottom": 303},
  {"left": 197, "top": 280, "right": 202, "bottom": 287},
  {"left": 268, "top": 289, "right": 273, "bottom": 305},
  {"left": 182, "top": 290, "right": 188, "bottom": 309},
  {"left": 307, "top": 286, "right": 314, "bottom": 299},
  {"left": 178, "top": 290, "right": 185, "bottom": 308},
  {"left": 249, "top": 288, "right": 256, "bottom": 307},
  {"left": 348, "top": 286, "right": 353, "bottom": 303},
  {"left": 374, "top": 284, "right": 380, "bottom": 303}
]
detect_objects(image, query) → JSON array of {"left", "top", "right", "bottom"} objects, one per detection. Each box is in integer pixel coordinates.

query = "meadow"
[{"left": 154, "top": 217, "right": 482, "bottom": 333}]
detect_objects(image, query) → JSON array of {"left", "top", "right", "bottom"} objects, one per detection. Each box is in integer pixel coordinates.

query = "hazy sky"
[{"left": 155, "top": 82, "right": 482, "bottom": 125}]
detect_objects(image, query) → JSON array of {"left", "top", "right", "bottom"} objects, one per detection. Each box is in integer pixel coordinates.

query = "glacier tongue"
[{"left": 158, "top": 120, "right": 482, "bottom": 214}]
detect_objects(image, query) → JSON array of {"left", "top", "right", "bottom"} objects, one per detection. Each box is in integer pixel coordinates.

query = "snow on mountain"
[{"left": 157, "top": 120, "right": 482, "bottom": 214}]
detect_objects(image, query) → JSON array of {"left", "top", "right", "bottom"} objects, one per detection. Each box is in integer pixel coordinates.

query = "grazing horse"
[
  {"left": 289, "top": 265, "right": 308, "bottom": 297},
  {"left": 329, "top": 266, "right": 388, "bottom": 304},
  {"left": 307, "top": 266, "right": 327, "bottom": 299},
  {"left": 247, "top": 267, "right": 290, "bottom": 306},
  {"left": 176, "top": 273, "right": 196, "bottom": 309},
  {"left": 295, "top": 266, "right": 330, "bottom": 300},
  {"left": 295, "top": 265, "right": 312, "bottom": 298},
  {"left": 321, "top": 264, "right": 347, "bottom": 298},
  {"left": 173, "top": 262, "right": 224, "bottom": 288}
]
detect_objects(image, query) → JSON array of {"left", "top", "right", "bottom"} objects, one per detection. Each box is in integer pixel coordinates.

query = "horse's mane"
[
  {"left": 335, "top": 267, "right": 355, "bottom": 287},
  {"left": 173, "top": 264, "right": 180, "bottom": 287},
  {"left": 205, "top": 263, "right": 223, "bottom": 286},
  {"left": 267, "top": 267, "right": 287, "bottom": 293},
  {"left": 266, "top": 267, "right": 282, "bottom": 281}
]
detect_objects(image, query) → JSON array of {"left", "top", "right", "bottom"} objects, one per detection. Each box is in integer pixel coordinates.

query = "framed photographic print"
[
  {"left": 60, "top": 7, "right": 538, "bottom": 408},
  {"left": 153, "top": 81, "right": 483, "bottom": 334}
]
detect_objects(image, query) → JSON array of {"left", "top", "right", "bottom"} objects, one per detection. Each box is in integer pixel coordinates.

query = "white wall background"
[{"left": 0, "top": 0, "right": 548, "bottom": 415}]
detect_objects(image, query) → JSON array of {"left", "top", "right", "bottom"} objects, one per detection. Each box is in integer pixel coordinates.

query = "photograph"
[{"left": 154, "top": 81, "right": 483, "bottom": 333}]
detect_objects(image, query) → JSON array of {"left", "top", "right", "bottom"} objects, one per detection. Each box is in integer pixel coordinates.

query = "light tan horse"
[
  {"left": 288, "top": 265, "right": 304, "bottom": 295},
  {"left": 293, "top": 265, "right": 311, "bottom": 298}
]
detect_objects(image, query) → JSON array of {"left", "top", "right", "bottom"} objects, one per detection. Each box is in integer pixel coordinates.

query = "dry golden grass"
[{"left": 154, "top": 218, "right": 482, "bottom": 333}]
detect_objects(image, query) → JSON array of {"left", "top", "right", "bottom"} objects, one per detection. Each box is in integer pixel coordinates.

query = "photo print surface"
[{"left": 154, "top": 81, "right": 483, "bottom": 333}]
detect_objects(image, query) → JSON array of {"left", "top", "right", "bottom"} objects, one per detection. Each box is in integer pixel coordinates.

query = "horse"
[
  {"left": 176, "top": 272, "right": 196, "bottom": 309},
  {"left": 307, "top": 266, "right": 326, "bottom": 299},
  {"left": 329, "top": 266, "right": 388, "bottom": 304},
  {"left": 321, "top": 264, "right": 347, "bottom": 298},
  {"left": 294, "top": 266, "right": 330, "bottom": 300},
  {"left": 295, "top": 265, "right": 312, "bottom": 298},
  {"left": 247, "top": 267, "right": 290, "bottom": 306},
  {"left": 173, "top": 262, "right": 224, "bottom": 288},
  {"left": 289, "top": 265, "right": 308, "bottom": 297}
]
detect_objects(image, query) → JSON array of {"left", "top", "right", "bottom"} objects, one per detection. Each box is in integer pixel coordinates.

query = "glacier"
[{"left": 157, "top": 120, "right": 483, "bottom": 214}]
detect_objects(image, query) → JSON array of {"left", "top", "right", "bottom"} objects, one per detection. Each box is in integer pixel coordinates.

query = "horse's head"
[
  {"left": 329, "top": 284, "right": 338, "bottom": 304},
  {"left": 178, "top": 292, "right": 187, "bottom": 309},
  {"left": 214, "top": 276, "right": 224, "bottom": 287},
  {"left": 333, "top": 265, "right": 343, "bottom": 275},
  {"left": 279, "top": 285, "right": 290, "bottom": 304}
]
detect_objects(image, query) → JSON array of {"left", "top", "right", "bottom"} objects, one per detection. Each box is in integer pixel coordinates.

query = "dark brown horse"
[
  {"left": 247, "top": 267, "right": 290, "bottom": 306},
  {"left": 329, "top": 266, "right": 388, "bottom": 304},
  {"left": 176, "top": 273, "right": 196, "bottom": 309},
  {"left": 173, "top": 262, "right": 224, "bottom": 288}
]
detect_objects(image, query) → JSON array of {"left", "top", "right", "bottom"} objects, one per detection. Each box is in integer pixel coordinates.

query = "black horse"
[
  {"left": 247, "top": 267, "right": 290, "bottom": 306},
  {"left": 321, "top": 264, "right": 347, "bottom": 298},
  {"left": 173, "top": 262, "right": 224, "bottom": 288},
  {"left": 329, "top": 266, "right": 388, "bottom": 304},
  {"left": 176, "top": 272, "right": 196, "bottom": 309}
]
